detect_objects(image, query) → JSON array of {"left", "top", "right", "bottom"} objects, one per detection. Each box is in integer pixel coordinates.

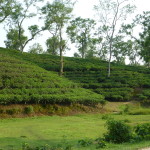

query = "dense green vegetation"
[
  {"left": 1, "top": 48, "right": 149, "bottom": 104},
  {"left": 0, "top": 0, "right": 150, "bottom": 149},
  {"left": 0, "top": 47, "right": 104, "bottom": 105}
]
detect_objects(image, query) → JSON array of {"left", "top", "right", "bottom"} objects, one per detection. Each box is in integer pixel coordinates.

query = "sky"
[{"left": 0, "top": 0, "right": 150, "bottom": 57}]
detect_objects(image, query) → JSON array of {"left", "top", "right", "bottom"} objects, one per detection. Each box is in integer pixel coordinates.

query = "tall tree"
[
  {"left": 120, "top": 13, "right": 150, "bottom": 66},
  {"left": 94, "top": 0, "right": 135, "bottom": 77},
  {"left": 41, "top": 0, "right": 74, "bottom": 76},
  {"left": 67, "top": 17, "right": 97, "bottom": 58},
  {"left": 6, "top": 0, "right": 43, "bottom": 52},
  {"left": 137, "top": 11, "right": 150, "bottom": 67}
]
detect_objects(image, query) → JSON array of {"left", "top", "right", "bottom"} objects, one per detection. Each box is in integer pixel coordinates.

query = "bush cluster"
[
  {"left": 134, "top": 123, "right": 150, "bottom": 140},
  {"left": 104, "top": 119, "right": 150, "bottom": 144}
]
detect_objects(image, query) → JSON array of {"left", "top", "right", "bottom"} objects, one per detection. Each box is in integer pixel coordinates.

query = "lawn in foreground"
[{"left": 0, "top": 114, "right": 150, "bottom": 150}]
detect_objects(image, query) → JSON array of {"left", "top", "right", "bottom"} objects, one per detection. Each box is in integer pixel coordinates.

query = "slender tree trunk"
[
  {"left": 108, "top": 44, "right": 112, "bottom": 77},
  {"left": 81, "top": 50, "right": 84, "bottom": 59},
  {"left": 59, "top": 26, "right": 64, "bottom": 76},
  {"left": 81, "top": 41, "right": 85, "bottom": 59},
  {"left": 60, "top": 49, "right": 64, "bottom": 76},
  {"left": 107, "top": 2, "right": 119, "bottom": 77}
]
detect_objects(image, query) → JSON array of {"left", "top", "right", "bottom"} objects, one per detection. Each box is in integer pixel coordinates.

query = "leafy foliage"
[
  {"left": 5, "top": 0, "right": 43, "bottom": 52},
  {"left": 134, "top": 123, "right": 150, "bottom": 140},
  {"left": 4, "top": 28, "right": 27, "bottom": 50},
  {"left": 28, "top": 43, "right": 43, "bottom": 54},
  {"left": 0, "top": 0, "right": 16, "bottom": 23},
  {"left": 67, "top": 17, "right": 98, "bottom": 58},
  {"left": 46, "top": 37, "right": 59, "bottom": 55},
  {"left": 137, "top": 11, "right": 150, "bottom": 66},
  {"left": 104, "top": 119, "right": 132, "bottom": 143}
]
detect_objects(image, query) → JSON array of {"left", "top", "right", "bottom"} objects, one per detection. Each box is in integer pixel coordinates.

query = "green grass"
[
  {"left": 0, "top": 114, "right": 150, "bottom": 150},
  {"left": 128, "top": 107, "right": 150, "bottom": 115}
]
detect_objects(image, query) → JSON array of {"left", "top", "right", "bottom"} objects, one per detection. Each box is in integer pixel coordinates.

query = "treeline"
[{"left": 0, "top": 0, "right": 150, "bottom": 77}]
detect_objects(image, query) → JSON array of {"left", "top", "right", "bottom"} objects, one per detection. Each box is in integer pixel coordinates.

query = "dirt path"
[{"left": 141, "top": 148, "right": 150, "bottom": 150}]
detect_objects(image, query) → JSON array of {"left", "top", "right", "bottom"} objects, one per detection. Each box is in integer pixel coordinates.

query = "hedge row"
[{"left": 0, "top": 92, "right": 104, "bottom": 105}]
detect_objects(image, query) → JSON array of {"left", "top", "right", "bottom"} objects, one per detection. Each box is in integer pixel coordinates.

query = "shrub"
[
  {"left": 78, "top": 139, "right": 93, "bottom": 147},
  {"left": 141, "top": 100, "right": 150, "bottom": 107},
  {"left": 100, "top": 100, "right": 107, "bottom": 108},
  {"left": 6, "top": 108, "right": 20, "bottom": 115},
  {"left": 95, "top": 138, "right": 106, "bottom": 149},
  {"left": 119, "top": 104, "right": 130, "bottom": 114},
  {"left": 101, "top": 114, "right": 112, "bottom": 120},
  {"left": 134, "top": 123, "right": 150, "bottom": 139},
  {"left": 104, "top": 119, "right": 132, "bottom": 143},
  {"left": 0, "top": 109, "right": 4, "bottom": 114},
  {"left": 24, "top": 106, "right": 34, "bottom": 114}
]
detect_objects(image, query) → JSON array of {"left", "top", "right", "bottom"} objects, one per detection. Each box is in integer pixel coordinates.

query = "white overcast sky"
[{"left": 0, "top": 0, "right": 150, "bottom": 56}]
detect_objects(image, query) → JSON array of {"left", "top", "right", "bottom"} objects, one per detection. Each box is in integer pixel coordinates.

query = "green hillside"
[
  {"left": 0, "top": 47, "right": 150, "bottom": 105},
  {"left": 0, "top": 48, "right": 104, "bottom": 105}
]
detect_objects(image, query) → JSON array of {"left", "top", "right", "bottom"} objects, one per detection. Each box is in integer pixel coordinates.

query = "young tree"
[
  {"left": 85, "top": 38, "right": 101, "bottom": 59},
  {"left": 4, "top": 28, "right": 27, "bottom": 50},
  {"left": 41, "top": 0, "right": 74, "bottom": 76},
  {"left": 111, "top": 35, "right": 130, "bottom": 64},
  {"left": 94, "top": 0, "right": 135, "bottom": 77},
  {"left": 46, "top": 36, "right": 60, "bottom": 55},
  {"left": 74, "top": 52, "right": 80, "bottom": 58},
  {"left": 28, "top": 43, "right": 43, "bottom": 54},
  {"left": 67, "top": 17, "right": 97, "bottom": 58},
  {"left": 6, "top": 0, "right": 43, "bottom": 52}
]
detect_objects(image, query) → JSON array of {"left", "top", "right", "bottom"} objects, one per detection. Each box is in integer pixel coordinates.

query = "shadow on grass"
[
  {"left": 0, "top": 137, "right": 150, "bottom": 150},
  {"left": 0, "top": 137, "right": 78, "bottom": 150}
]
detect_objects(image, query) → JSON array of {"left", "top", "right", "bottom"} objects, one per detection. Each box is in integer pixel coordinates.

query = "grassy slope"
[
  {"left": 0, "top": 48, "right": 104, "bottom": 105},
  {"left": 0, "top": 114, "right": 150, "bottom": 149},
  {"left": 1, "top": 47, "right": 150, "bottom": 102}
]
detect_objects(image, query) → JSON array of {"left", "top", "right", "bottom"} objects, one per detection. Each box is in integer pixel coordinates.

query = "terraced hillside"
[
  {"left": 0, "top": 48, "right": 104, "bottom": 105},
  {"left": 0, "top": 47, "right": 150, "bottom": 104}
]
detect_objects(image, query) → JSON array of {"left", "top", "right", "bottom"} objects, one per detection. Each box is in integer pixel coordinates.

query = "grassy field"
[{"left": 0, "top": 114, "right": 150, "bottom": 150}]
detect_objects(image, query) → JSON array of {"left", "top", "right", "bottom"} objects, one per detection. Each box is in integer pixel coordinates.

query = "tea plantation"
[
  {"left": 0, "top": 47, "right": 150, "bottom": 105},
  {"left": 0, "top": 48, "right": 150, "bottom": 105},
  {"left": 0, "top": 48, "right": 104, "bottom": 105}
]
